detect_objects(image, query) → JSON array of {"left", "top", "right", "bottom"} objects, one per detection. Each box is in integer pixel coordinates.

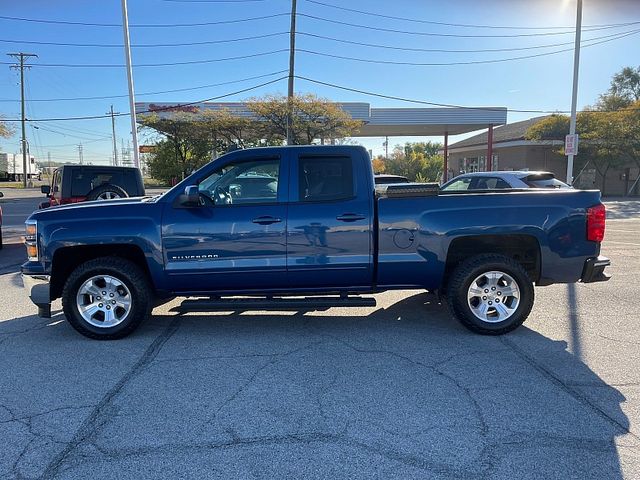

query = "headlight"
[{"left": 25, "top": 220, "right": 38, "bottom": 261}]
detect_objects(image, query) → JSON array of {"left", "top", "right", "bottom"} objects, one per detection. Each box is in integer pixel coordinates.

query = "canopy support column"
[
  {"left": 443, "top": 131, "right": 449, "bottom": 182},
  {"left": 487, "top": 124, "right": 494, "bottom": 171}
]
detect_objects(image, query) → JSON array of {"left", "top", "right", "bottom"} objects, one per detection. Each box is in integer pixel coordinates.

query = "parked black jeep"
[{"left": 40, "top": 165, "right": 145, "bottom": 208}]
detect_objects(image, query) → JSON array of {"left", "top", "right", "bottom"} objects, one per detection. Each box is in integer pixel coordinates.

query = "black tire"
[
  {"left": 62, "top": 257, "right": 152, "bottom": 340},
  {"left": 446, "top": 254, "right": 534, "bottom": 335},
  {"left": 86, "top": 184, "right": 128, "bottom": 201}
]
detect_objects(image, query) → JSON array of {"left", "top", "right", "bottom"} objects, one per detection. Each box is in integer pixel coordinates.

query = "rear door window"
[{"left": 298, "top": 156, "right": 354, "bottom": 202}]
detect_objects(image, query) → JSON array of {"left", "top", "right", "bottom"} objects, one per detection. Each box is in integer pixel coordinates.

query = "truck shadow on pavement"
[{"left": 0, "top": 292, "right": 631, "bottom": 479}]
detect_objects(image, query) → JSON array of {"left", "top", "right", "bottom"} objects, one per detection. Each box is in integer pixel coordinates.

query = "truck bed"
[{"left": 375, "top": 188, "right": 602, "bottom": 289}]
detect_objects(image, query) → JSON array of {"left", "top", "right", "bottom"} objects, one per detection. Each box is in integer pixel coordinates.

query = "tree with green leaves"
[
  {"left": 597, "top": 66, "right": 640, "bottom": 111},
  {"left": 382, "top": 142, "right": 444, "bottom": 182},
  {"left": 247, "top": 93, "right": 363, "bottom": 145},
  {"left": 525, "top": 108, "right": 637, "bottom": 195},
  {"left": 138, "top": 112, "right": 213, "bottom": 182}
]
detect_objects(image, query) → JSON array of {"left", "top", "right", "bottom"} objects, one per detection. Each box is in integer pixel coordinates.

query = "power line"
[
  {"left": 37, "top": 121, "right": 113, "bottom": 137},
  {"left": 297, "top": 28, "right": 639, "bottom": 54},
  {"left": 0, "top": 12, "right": 288, "bottom": 28},
  {"left": 304, "top": 0, "right": 640, "bottom": 31},
  {"left": 162, "top": 0, "right": 268, "bottom": 2},
  {"left": 294, "top": 75, "right": 627, "bottom": 114},
  {"left": 33, "top": 124, "right": 111, "bottom": 141},
  {"left": 31, "top": 137, "right": 112, "bottom": 148},
  {"left": 0, "top": 49, "right": 288, "bottom": 68},
  {"left": 297, "top": 13, "right": 640, "bottom": 38},
  {"left": 297, "top": 29, "right": 640, "bottom": 66},
  {"left": 0, "top": 70, "right": 289, "bottom": 102},
  {"left": 1, "top": 75, "right": 288, "bottom": 122},
  {"left": 0, "top": 31, "right": 288, "bottom": 48}
]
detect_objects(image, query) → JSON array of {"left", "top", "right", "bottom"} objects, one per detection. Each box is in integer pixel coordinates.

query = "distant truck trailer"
[{"left": 0, "top": 153, "right": 41, "bottom": 181}]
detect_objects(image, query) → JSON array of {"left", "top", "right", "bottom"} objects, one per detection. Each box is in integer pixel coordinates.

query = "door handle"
[
  {"left": 252, "top": 216, "right": 282, "bottom": 225},
  {"left": 336, "top": 213, "right": 366, "bottom": 222}
]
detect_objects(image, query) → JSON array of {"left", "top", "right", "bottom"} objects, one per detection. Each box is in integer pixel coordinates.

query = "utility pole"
[
  {"left": 286, "top": 0, "right": 297, "bottom": 145},
  {"left": 78, "top": 143, "right": 83, "bottom": 165},
  {"left": 121, "top": 0, "right": 140, "bottom": 168},
  {"left": 8, "top": 52, "right": 37, "bottom": 188},
  {"left": 566, "top": 0, "right": 583, "bottom": 185},
  {"left": 107, "top": 105, "right": 119, "bottom": 166},
  {"left": 384, "top": 136, "right": 389, "bottom": 159}
]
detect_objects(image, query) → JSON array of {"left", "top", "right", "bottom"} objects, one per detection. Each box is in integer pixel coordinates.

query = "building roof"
[
  {"left": 135, "top": 102, "right": 508, "bottom": 137},
  {"left": 448, "top": 115, "right": 551, "bottom": 149}
]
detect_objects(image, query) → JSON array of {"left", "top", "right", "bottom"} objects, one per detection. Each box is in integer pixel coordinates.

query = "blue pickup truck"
[{"left": 22, "top": 145, "right": 610, "bottom": 339}]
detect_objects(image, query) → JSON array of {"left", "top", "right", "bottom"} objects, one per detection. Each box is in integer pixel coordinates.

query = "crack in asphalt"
[
  {"left": 38, "top": 317, "right": 183, "bottom": 480},
  {"left": 204, "top": 340, "right": 326, "bottom": 427},
  {"left": 0, "top": 320, "right": 51, "bottom": 347},
  {"left": 591, "top": 332, "right": 640, "bottom": 346},
  {"left": 3, "top": 403, "right": 95, "bottom": 480},
  {"left": 0, "top": 405, "right": 96, "bottom": 427},
  {"left": 319, "top": 334, "right": 491, "bottom": 443}
]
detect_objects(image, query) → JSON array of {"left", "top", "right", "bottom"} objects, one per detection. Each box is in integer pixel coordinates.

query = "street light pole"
[
  {"left": 121, "top": 0, "right": 140, "bottom": 168},
  {"left": 566, "top": 0, "right": 583, "bottom": 185},
  {"left": 286, "top": 0, "right": 297, "bottom": 145}
]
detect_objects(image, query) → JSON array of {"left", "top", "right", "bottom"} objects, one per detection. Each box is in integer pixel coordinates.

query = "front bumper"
[
  {"left": 581, "top": 256, "right": 611, "bottom": 283},
  {"left": 22, "top": 273, "right": 52, "bottom": 318}
]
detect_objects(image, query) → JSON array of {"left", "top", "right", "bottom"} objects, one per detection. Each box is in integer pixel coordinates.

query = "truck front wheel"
[
  {"left": 62, "top": 257, "right": 152, "bottom": 340},
  {"left": 446, "top": 254, "right": 534, "bottom": 335}
]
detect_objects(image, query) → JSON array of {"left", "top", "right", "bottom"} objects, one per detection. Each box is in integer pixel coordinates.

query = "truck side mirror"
[
  {"left": 41, "top": 185, "right": 51, "bottom": 195},
  {"left": 179, "top": 185, "right": 200, "bottom": 206}
]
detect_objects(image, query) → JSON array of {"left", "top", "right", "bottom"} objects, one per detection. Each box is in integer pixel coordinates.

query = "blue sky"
[{"left": 1, "top": 0, "right": 639, "bottom": 164}]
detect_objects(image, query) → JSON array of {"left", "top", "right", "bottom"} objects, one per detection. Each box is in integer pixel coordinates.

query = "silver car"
[{"left": 441, "top": 171, "right": 570, "bottom": 191}]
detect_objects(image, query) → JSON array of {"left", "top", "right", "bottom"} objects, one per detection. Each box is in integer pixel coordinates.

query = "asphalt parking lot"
[{"left": 1, "top": 191, "right": 639, "bottom": 479}]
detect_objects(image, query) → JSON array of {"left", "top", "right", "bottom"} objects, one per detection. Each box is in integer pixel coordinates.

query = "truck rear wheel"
[
  {"left": 446, "top": 254, "right": 534, "bottom": 335},
  {"left": 62, "top": 257, "right": 152, "bottom": 340}
]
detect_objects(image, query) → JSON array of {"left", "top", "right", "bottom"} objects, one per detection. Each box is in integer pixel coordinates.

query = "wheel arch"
[
  {"left": 51, "top": 244, "right": 153, "bottom": 300},
  {"left": 443, "top": 234, "right": 541, "bottom": 290}
]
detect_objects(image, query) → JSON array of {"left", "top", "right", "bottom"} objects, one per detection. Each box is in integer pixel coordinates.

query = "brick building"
[{"left": 447, "top": 116, "right": 639, "bottom": 196}]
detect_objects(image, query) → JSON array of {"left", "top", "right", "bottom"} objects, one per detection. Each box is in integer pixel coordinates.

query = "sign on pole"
[{"left": 565, "top": 134, "right": 579, "bottom": 156}]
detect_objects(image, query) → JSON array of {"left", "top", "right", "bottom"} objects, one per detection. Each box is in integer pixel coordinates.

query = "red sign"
[{"left": 565, "top": 134, "right": 579, "bottom": 155}]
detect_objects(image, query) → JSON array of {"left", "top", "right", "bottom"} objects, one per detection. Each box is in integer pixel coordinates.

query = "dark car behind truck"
[
  {"left": 22, "top": 145, "right": 610, "bottom": 340},
  {"left": 40, "top": 165, "right": 144, "bottom": 209}
]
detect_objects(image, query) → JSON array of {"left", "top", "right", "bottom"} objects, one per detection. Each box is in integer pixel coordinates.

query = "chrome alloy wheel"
[
  {"left": 76, "top": 275, "right": 133, "bottom": 328},
  {"left": 467, "top": 271, "right": 520, "bottom": 323},
  {"left": 97, "top": 191, "right": 121, "bottom": 200}
]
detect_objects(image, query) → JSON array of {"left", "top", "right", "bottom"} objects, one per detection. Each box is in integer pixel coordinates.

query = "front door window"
[{"left": 198, "top": 159, "right": 280, "bottom": 206}]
